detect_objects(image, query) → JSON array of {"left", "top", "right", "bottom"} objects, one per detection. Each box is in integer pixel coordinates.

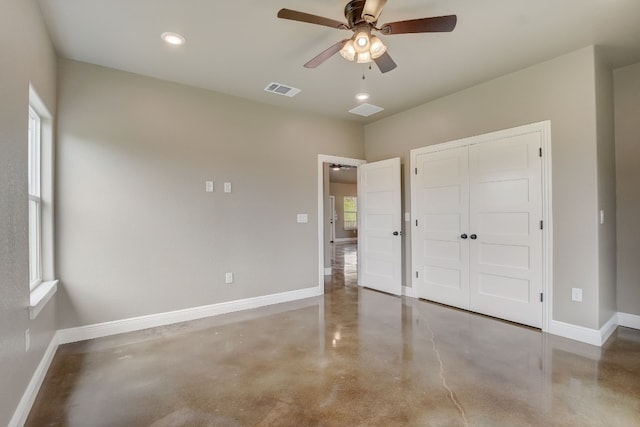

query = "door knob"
[
  {"left": 393, "top": 231, "right": 402, "bottom": 236},
  {"left": 461, "top": 234, "right": 468, "bottom": 239},
  {"left": 470, "top": 234, "right": 477, "bottom": 240}
]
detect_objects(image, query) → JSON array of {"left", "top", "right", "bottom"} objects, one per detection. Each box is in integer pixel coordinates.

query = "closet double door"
[{"left": 411, "top": 129, "right": 543, "bottom": 328}]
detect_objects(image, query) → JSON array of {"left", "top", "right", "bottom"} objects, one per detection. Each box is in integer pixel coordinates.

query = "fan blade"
[
  {"left": 362, "top": 0, "right": 387, "bottom": 23},
  {"left": 304, "top": 40, "right": 348, "bottom": 69},
  {"left": 278, "top": 8, "right": 348, "bottom": 30},
  {"left": 380, "top": 15, "right": 457, "bottom": 35},
  {"left": 374, "top": 51, "right": 397, "bottom": 73}
]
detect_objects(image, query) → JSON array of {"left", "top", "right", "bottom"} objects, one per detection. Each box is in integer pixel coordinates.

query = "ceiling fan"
[{"left": 277, "top": 0, "right": 457, "bottom": 73}]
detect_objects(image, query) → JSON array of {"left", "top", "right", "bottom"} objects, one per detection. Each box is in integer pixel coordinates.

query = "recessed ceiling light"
[
  {"left": 355, "top": 93, "right": 370, "bottom": 101},
  {"left": 161, "top": 32, "right": 185, "bottom": 46}
]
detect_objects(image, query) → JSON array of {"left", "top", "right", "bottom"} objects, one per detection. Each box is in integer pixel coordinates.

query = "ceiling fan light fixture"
[
  {"left": 339, "top": 39, "right": 357, "bottom": 61},
  {"left": 354, "top": 31, "right": 370, "bottom": 53},
  {"left": 369, "top": 36, "right": 387, "bottom": 59},
  {"left": 357, "top": 51, "right": 372, "bottom": 64}
]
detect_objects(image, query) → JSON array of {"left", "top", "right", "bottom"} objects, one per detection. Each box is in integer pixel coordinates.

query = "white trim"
[
  {"left": 57, "top": 286, "right": 322, "bottom": 344},
  {"left": 409, "top": 121, "right": 553, "bottom": 332},
  {"left": 402, "top": 286, "right": 417, "bottom": 298},
  {"left": 618, "top": 312, "right": 640, "bottom": 330},
  {"left": 318, "top": 155, "right": 366, "bottom": 294},
  {"left": 548, "top": 312, "right": 617, "bottom": 347},
  {"left": 548, "top": 320, "right": 603, "bottom": 346},
  {"left": 600, "top": 313, "right": 618, "bottom": 345},
  {"left": 29, "top": 280, "right": 58, "bottom": 320},
  {"left": 324, "top": 267, "right": 332, "bottom": 276},
  {"left": 539, "top": 121, "right": 553, "bottom": 333},
  {"left": 334, "top": 237, "right": 357, "bottom": 243},
  {"left": 9, "top": 333, "right": 59, "bottom": 427}
]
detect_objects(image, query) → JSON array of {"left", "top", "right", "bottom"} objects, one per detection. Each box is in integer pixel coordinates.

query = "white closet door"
[
  {"left": 413, "top": 146, "right": 470, "bottom": 308},
  {"left": 358, "top": 157, "right": 402, "bottom": 296},
  {"left": 468, "top": 133, "right": 543, "bottom": 328}
]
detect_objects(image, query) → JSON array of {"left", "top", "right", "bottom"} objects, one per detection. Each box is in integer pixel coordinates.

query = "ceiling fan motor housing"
[{"left": 344, "top": 0, "right": 369, "bottom": 28}]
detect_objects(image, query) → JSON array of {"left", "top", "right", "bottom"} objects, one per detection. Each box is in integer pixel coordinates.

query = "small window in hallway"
[{"left": 343, "top": 196, "right": 357, "bottom": 230}]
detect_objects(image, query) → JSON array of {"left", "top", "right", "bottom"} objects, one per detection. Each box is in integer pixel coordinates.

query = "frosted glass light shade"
[
  {"left": 369, "top": 36, "right": 386, "bottom": 59},
  {"left": 339, "top": 40, "right": 357, "bottom": 61},
  {"left": 357, "top": 51, "right": 372, "bottom": 63}
]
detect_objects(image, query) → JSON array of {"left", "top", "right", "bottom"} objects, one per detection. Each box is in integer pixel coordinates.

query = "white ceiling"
[{"left": 37, "top": 0, "right": 640, "bottom": 123}]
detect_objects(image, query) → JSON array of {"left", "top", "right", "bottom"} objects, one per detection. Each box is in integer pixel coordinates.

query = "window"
[
  {"left": 28, "top": 106, "right": 42, "bottom": 290},
  {"left": 27, "top": 85, "right": 58, "bottom": 319},
  {"left": 343, "top": 196, "right": 357, "bottom": 230}
]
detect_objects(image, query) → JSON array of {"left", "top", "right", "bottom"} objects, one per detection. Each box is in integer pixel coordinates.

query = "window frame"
[
  {"left": 343, "top": 196, "right": 357, "bottom": 231},
  {"left": 28, "top": 105, "right": 43, "bottom": 291}
]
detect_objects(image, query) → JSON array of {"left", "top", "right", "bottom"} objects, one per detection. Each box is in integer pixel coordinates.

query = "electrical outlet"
[
  {"left": 225, "top": 272, "right": 233, "bottom": 284},
  {"left": 571, "top": 287, "right": 583, "bottom": 302},
  {"left": 25, "top": 329, "right": 30, "bottom": 352}
]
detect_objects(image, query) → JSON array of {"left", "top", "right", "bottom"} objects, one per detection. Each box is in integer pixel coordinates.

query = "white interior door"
[
  {"left": 413, "top": 146, "right": 470, "bottom": 308},
  {"left": 358, "top": 158, "right": 402, "bottom": 296},
  {"left": 468, "top": 133, "right": 543, "bottom": 327},
  {"left": 410, "top": 124, "right": 545, "bottom": 329}
]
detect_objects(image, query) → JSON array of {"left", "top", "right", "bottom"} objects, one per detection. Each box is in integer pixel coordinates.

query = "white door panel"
[
  {"left": 469, "top": 134, "right": 543, "bottom": 328},
  {"left": 411, "top": 126, "right": 544, "bottom": 329},
  {"left": 413, "top": 147, "right": 469, "bottom": 307},
  {"left": 359, "top": 158, "right": 402, "bottom": 296}
]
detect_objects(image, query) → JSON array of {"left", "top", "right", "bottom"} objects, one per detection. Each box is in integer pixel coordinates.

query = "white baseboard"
[
  {"left": 548, "top": 313, "right": 618, "bottom": 347},
  {"left": 9, "top": 334, "right": 59, "bottom": 427},
  {"left": 324, "top": 267, "right": 332, "bottom": 276},
  {"left": 334, "top": 238, "right": 357, "bottom": 243},
  {"left": 402, "top": 286, "right": 417, "bottom": 299},
  {"left": 618, "top": 312, "right": 640, "bottom": 330},
  {"left": 600, "top": 313, "right": 619, "bottom": 345},
  {"left": 548, "top": 320, "right": 603, "bottom": 346},
  {"left": 57, "top": 286, "right": 323, "bottom": 345}
]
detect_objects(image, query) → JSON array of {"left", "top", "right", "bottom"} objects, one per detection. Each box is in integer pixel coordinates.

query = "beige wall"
[
  {"left": 330, "top": 182, "right": 358, "bottom": 240},
  {"left": 594, "top": 47, "right": 617, "bottom": 327},
  {"left": 0, "top": 0, "right": 58, "bottom": 424},
  {"left": 365, "top": 46, "right": 602, "bottom": 329},
  {"left": 56, "top": 59, "right": 364, "bottom": 328},
  {"left": 614, "top": 61, "right": 640, "bottom": 317}
]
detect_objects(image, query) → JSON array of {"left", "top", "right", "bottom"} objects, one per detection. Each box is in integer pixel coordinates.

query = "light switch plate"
[
  {"left": 224, "top": 182, "right": 232, "bottom": 193},
  {"left": 297, "top": 214, "right": 308, "bottom": 223},
  {"left": 571, "top": 287, "right": 583, "bottom": 302},
  {"left": 225, "top": 272, "right": 233, "bottom": 284},
  {"left": 600, "top": 210, "right": 605, "bottom": 225},
  {"left": 205, "top": 181, "right": 214, "bottom": 193}
]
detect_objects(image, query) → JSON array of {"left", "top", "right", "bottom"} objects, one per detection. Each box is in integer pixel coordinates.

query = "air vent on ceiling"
[
  {"left": 264, "top": 82, "right": 301, "bottom": 98},
  {"left": 349, "top": 103, "right": 384, "bottom": 117}
]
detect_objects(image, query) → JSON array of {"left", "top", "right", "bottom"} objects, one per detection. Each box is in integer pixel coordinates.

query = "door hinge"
[
  {"left": 415, "top": 219, "right": 418, "bottom": 227},
  {"left": 416, "top": 271, "right": 419, "bottom": 279},
  {"left": 540, "top": 220, "right": 543, "bottom": 230},
  {"left": 539, "top": 147, "right": 542, "bottom": 157},
  {"left": 415, "top": 167, "right": 418, "bottom": 175},
  {"left": 540, "top": 293, "right": 544, "bottom": 302}
]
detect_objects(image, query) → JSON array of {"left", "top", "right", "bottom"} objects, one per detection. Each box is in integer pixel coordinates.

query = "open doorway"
[
  {"left": 326, "top": 163, "right": 358, "bottom": 292},
  {"left": 317, "top": 155, "right": 403, "bottom": 296},
  {"left": 317, "top": 155, "right": 365, "bottom": 294}
]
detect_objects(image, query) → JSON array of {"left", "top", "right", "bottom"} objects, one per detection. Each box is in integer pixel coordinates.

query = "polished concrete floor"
[{"left": 27, "top": 243, "right": 640, "bottom": 426}]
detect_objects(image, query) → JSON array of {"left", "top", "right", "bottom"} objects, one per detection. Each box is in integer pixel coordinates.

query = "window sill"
[{"left": 29, "top": 280, "right": 58, "bottom": 320}]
